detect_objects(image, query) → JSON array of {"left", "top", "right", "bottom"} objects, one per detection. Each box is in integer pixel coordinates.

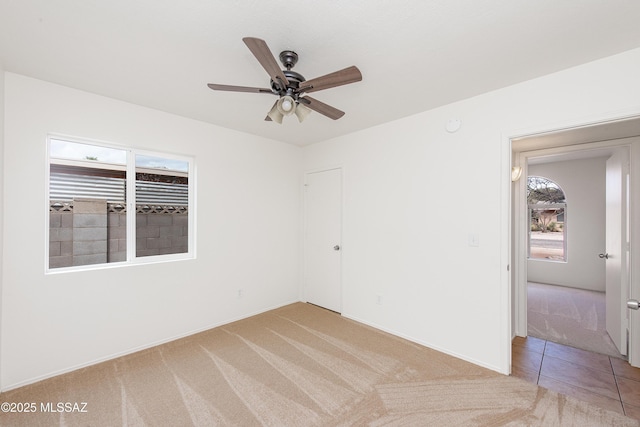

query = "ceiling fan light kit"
[
  {"left": 294, "top": 103, "right": 312, "bottom": 122},
  {"left": 267, "top": 102, "right": 284, "bottom": 124},
  {"left": 276, "top": 96, "right": 296, "bottom": 115},
  {"left": 267, "top": 97, "right": 312, "bottom": 124},
  {"left": 208, "top": 37, "right": 362, "bottom": 124}
]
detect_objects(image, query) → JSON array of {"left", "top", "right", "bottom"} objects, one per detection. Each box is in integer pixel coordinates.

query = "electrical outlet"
[{"left": 237, "top": 289, "right": 243, "bottom": 298}]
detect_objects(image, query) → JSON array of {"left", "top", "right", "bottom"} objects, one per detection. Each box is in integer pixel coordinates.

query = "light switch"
[{"left": 468, "top": 233, "right": 479, "bottom": 247}]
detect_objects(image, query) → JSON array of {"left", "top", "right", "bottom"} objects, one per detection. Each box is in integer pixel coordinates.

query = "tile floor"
[{"left": 512, "top": 336, "right": 640, "bottom": 419}]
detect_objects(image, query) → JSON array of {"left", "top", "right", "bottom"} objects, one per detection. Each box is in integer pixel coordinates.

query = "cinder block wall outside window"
[{"left": 49, "top": 199, "right": 187, "bottom": 269}]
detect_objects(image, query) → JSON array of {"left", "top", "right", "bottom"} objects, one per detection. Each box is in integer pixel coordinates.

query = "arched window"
[{"left": 527, "top": 176, "right": 567, "bottom": 261}]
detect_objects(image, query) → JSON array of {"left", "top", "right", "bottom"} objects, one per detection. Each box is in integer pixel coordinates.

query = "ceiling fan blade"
[
  {"left": 298, "top": 66, "right": 362, "bottom": 94},
  {"left": 243, "top": 37, "right": 290, "bottom": 89},
  {"left": 299, "top": 96, "right": 345, "bottom": 120},
  {"left": 207, "top": 83, "right": 273, "bottom": 93}
]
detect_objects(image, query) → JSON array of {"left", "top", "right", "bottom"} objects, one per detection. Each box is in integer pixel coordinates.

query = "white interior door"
[
  {"left": 304, "top": 168, "right": 342, "bottom": 312},
  {"left": 605, "top": 149, "right": 629, "bottom": 355}
]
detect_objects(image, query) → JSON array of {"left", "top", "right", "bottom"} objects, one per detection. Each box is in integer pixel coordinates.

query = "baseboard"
[
  {"left": 2, "top": 300, "right": 299, "bottom": 392},
  {"left": 341, "top": 313, "right": 505, "bottom": 375}
]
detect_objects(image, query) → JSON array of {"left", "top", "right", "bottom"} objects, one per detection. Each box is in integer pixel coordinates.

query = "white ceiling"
[{"left": 2, "top": 1, "right": 640, "bottom": 146}]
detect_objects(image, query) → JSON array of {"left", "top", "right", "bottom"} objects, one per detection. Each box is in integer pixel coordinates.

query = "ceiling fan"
[{"left": 207, "top": 37, "right": 362, "bottom": 124}]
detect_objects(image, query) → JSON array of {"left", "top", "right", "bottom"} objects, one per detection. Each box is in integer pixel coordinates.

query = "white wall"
[
  {"left": 527, "top": 157, "right": 607, "bottom": 291},
  {"left": 302, "top": 48, "right": 640, "bottom": 373},
  {"left": 0, "top": 64, "right": 5, "bottom": 388},
  {"left": 0, "top": 73, "right": 301, "bottom": 390}
]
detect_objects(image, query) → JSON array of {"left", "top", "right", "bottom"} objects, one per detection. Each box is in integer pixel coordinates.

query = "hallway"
[{"left": 512, "top": 336, "right": 640, "bottom": 420}]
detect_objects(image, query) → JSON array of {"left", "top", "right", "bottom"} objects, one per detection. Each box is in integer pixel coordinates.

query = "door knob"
[
  {"left": 598, "top": 253, "right": 609, "bottom": 259},
  {"left": 333, "top": 245, "right": 340, "bottom": 251},
  {"left": 628, "top": 300, "right": 640, "bottom": 310}
]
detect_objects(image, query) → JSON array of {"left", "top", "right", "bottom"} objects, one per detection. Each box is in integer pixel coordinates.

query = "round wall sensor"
[{"left": 445, "top": 118, "right": 462, "bottom": 133}]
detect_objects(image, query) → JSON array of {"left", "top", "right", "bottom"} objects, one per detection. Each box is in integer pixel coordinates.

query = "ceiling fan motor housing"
[{"left": 270, "top": 51, "right": 306, "bottom": 97}]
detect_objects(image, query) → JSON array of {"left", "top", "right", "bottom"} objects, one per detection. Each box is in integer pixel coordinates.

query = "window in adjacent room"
[
  {"left": 47, "top": 137, "right": 193, "bottom": 271},
  {"left": 527, "top": 176, "right": 567, "bottom": 262}
]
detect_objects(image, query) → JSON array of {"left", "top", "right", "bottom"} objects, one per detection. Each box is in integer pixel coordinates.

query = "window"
[
  {"left": 48, "top": 137, "right": 193, "bottom": 271},
  {"left": 527, "top": 176, "right": 566, "bottom": 262}
]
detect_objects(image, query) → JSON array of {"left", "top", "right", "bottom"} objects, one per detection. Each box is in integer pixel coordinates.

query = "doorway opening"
[
  {"left": 525, "top": 150, "right": 621, "bottom": 357},
  {"left": 511, "top": 115, "right": 640, "bottom": 368}
]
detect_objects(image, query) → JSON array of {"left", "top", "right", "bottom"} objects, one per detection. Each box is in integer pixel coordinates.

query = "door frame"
[
  {"left": 302, "top": 166, "right": 344, "bottom": 312},
  {"left": 506, "top": 111, "right": 640, "bottom": 370}
]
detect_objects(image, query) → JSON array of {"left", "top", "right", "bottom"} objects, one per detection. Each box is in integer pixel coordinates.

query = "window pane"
[
  {"left": 50, "top": 139, "right": 126, "bottom": 164},
  {"left": 49, "top": 140, "right": 127, "bottom": 269},
  {"left": 529, "top": 207, "right": 565, "bottom": 261},
  {"left": 135, "top": 154, "right": 189, "bottom": 258},
  {"left": 527, "top": 176, "right": 567, "bottom": 262}
]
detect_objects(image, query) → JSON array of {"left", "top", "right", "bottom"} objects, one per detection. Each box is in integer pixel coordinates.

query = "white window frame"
[{"left": 45, "top": 135, "right": 196, "bottom": 273}]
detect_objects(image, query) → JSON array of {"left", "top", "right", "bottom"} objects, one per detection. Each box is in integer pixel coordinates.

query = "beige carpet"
[
  {"left": 527, "top": 282, "right": 623, "bottom": 358},
  {"left": 1, "top": 302, "right": 638, "bottom": 426}
]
